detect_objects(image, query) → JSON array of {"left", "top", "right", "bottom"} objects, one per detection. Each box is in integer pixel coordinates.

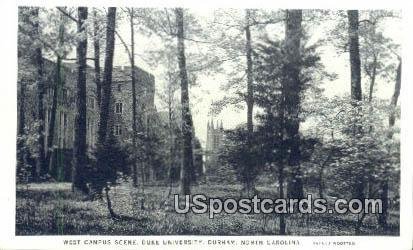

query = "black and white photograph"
[{"left": 1, "top": 0, "right": 412, "bottom": 249}]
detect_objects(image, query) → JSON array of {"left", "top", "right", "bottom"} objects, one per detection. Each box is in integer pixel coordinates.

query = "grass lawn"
[{"left": 16, "top": 182, "right": 399, "bottom": 236}]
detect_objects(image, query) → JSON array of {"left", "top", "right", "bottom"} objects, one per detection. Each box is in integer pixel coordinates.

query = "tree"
[
  {"left": 210, "top": 9, "right": 283, "bottom": 194},
  {"left": 46, "top": 9, "right": 69, "bottom": 173},
  {"left": 283, "top": 10, "right": 304, "bottom": 199},
  {"left": 175, "top": 8, "right": 194, "bottom": 195},
  {"left": 348, "top": 10, "right": 362, "bottom": 102},
  {"left": 72, "top": 7, "right": 89, "bottom": 193},
  {"left": 357, "top": 11, "right": 400, "bottom": 103},
  {"left": 30, "top": 7, "right": 48, "bottom": 180},
  {"left": 347, "top": 11, "right": 365, "bottom": 227},
  {"left": 97, "top": 7, "right": 117, "bottom": 146},
  {"left": 117, "top": 8, "right": 139, "bottom": 187},
  {"left": 155, "top": 54, "right": 180, "bottom": 193},
  {"left": 93, "top": 9, "right": 102, "bottom": 107},
  {"left": 244, "top": 9, "right": 255, "bottom": 195},
  {"left": 18, "top": 7, "right": 76, "bottom": 181},
  {"left": 326, "top": 10, "right": 401, "bottom": 233},
  {"left": 244, "top": 9, "right": 257, "bottom": 138},
  {"left": 128, "top": 9, "right": 139, "bottom": 188},
  {"left": 17, "top": 77, "right": 27, "bottom": 181},
  {"left": 220, "top": 126, "right": 261, "bottom": 193},
  {"left": 92, "top": 8, "right": 137, "bottom": 219},
  {"left": 133, "top": 8, "right": 223, "bottom": 191},
  {"left": 347, "top": 12, "right": 367, "bottom": 234},
  {"left": 94, "top": 7, "right": 117, "bottom": 197},
  {"left": 253, "top": 32, "right": 330, "bottom": 233},
  {"left": 328, "top": 10, "right": 399, "bottom": 103},
  {"left": 378, "top": 59, "right": 401, "bottom": 229},
  {"left": 388, "top": 60, "right": 401, "bottom": 128},
  {"left": 17, "top": 7, "right": 32, "bottom": 180},
  {"left": 358, "top": 14, "right": 399, "bottom": 198},
  {"left": 92, "top": 132, "right": 132, "bottom": 218}
]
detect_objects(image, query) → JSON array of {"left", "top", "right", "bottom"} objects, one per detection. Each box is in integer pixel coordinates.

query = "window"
[
  {"left": 87, "top": 97, "right": 95, "bottom": 110},
  {"left": 115, "top": 102, "right": 123, "bottom": 114},
  {"left": 114, "top": 125, "right": 122, "bottom": 136}
]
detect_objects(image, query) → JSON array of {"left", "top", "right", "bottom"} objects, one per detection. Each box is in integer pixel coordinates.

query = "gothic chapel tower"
[{"left": 205, "top": 118, "right": 224, "bottom": 171}]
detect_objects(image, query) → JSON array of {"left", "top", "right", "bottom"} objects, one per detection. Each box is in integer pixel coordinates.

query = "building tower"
[{"left": 205, "top": 118, "right": 224, "bottom": 173}]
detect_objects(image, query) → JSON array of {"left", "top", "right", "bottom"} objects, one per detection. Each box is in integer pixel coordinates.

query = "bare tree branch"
[
  {"left": 63, "top": 57, "right": 96, "bottom": 61},
  {"left": 56, "top": 7, "right": 78, "bottom": 22},
  {"left": 114, "top": 30, "right": 133, "bottom": 63}
]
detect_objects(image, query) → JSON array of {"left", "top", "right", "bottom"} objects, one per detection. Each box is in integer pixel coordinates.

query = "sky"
[{"left": 90, "top": 8, "right": 402, "bottom": 147}]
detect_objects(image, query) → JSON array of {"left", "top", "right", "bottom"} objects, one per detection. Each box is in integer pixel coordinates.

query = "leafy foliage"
[
  {"left": 219, "top": 125, "right": 262, "bottom": 189},
  {"left": 90, "top": 132, "right": 132, "bottom": 194}
]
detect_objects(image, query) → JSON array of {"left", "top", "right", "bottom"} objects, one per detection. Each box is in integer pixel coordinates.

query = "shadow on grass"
[{"left": 15, "top": 183, "right": 400, "bottom": 236}]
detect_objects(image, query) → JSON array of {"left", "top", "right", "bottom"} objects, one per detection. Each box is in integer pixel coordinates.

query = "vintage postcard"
[{"left": 0, "top": 0, "right": 412, "bottom": 249}]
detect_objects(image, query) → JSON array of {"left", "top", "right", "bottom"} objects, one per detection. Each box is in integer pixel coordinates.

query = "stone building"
[
  {"left": 18, "top": 56, "right": 155, "bottom": 181},
  {"left": 45, "top": 63, "right": 155, "bottom": 148},
  {"left": 18, "top": 55, "right": 204, "bottom": 183}
]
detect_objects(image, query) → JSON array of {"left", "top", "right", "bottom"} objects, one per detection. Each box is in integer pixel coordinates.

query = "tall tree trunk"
[
  {"left": 348, "top": 10, "right": 366, "bottom": 234},
  {"left": 167, "top": 71, "right": 175, "bottom": 196},
  {"left": 32, "top": 7, "right": 47, "bottom": 180},
  {"left": 47, "top": 11, "right": 66, "bottom": 172},
  {"left": 348, "top": 9, "right": 365, "bottom": 204},
  {"left": 379, "top": 60, "right": 401, "bottom": 229},
  {"left": 368, "top": 55, "right": 377, "bottom": 103},
  {"left": 93, "top": 9, "right": 102, "bottom": 107},
  {"left": 18, "top": 7, "right": 38, "bottom": 180},
  {"left": 104, "top": 186, "right": 119, "bottom": 219},
  {"left": 17, "top": 7, "right": 29, "bottom": 180},
  {"left": 129, "top": 9, "right": 138, "bottom": 188},
  {"left": 72, "top": 7, "right": 89, "bottom": 193},
  {"left": 278, "top": 164, "right": 286, "bottom": 234},
  {"left": 366, "top": 54, "right": 377, "bottom": 198},
  {"left": 348, "top": 10, "right": 362, "bottom": 102},
  {"left": 97, "top": 7, "right": 117, "bottom": 145},
  {"left": 175, "top": 8, "right": 194, "bottom": 195},
  {"left": 284, "top": 10, "right": 304, "bottom": 199},
  {"left": 276, "top": 92, "right": 287, "bottom": 234},
  {"left": 46, "top": 59, "right": 59, "bottom": 171},
  {"left": 94, "top": 7, "right": 117, "bottom": 200},
  {"left": 17, "top": 79, "right": 26, "bottom": 180},
  {"left": 378, "top": 180, "right": 389, "bottom": 229},
  {"left": 244, "top": 9, "right": 256, "bottom": 194},
  {"left": 389, "top": 61, "right": 401, "bottom": 127},
  {"left": 245, "top": 10, "right": 253, "bottom": 136}
]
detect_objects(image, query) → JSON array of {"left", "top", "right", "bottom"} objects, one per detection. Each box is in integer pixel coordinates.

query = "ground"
[{"left": 16, "top": 182, "right": 399, "bottom": 235}]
